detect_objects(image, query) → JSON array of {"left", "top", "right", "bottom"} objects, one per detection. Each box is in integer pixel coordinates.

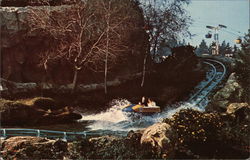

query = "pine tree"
[
  {"left": 235, "top": 29, "right": 250, "bottom": 102},
  {"left": 219, "top": 40, "right": 227, "bottom": 56},
  {"left": 232, "top": 44, "right": 238, "bottom": 58},
  {"left": 224, "top": 42, "right": 233, "bottom": 57},
  {"left": 196, "top": 39, "right": 209, "bottom": 55}
]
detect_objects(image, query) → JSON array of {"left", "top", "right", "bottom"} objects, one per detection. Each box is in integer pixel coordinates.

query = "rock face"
[
  {"left": 1, "top": 0, "right": 75, "bottom": 7},
  {"left": 0, "top": 6, "right": 72, "bottom": 83},
  {"left": 226, "top": 102, "right": 249, "bottom": 115},
  {"left": 0, "top": 136, "right": 68, "bottom": 160},
  {"left": 0, "top": 97, "right": 82, "bottom": 125},
  {"left": 209, "top": 73, "right": 243, "bottom": 111},
  {"left": 0, "top": 72, "right": 144, "bottom": 97},
  {"left": 219, "top": 103, "right": 250, "bottom": 158},
  {"left": 0, "top": 7, "right": 28, "bottom": 48},
  {"left": 68, "top": 132, "right": 152, "bottom": 159},
  {"left": 140, "top": 122, "right": 177, "bottom": 158},
  {"left": 0, "top": 3, "right": 147, "bottom": 84}
]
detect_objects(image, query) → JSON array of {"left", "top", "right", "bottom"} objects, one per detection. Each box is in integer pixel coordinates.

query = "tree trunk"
[
  {"left": 104, "top": 2, "right": 111, "bottom": 95},
  {"left": 141, "top": 53, "right": 148, "bottom": 87},
  {"left": 104, "top": 53, "right": 108, "bottom": 94},
  {"left": 72, "top": 69, "right": 79, "bottom": 93}
]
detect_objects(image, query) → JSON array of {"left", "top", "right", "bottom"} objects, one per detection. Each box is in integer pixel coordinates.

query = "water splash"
[
  {"left": 79, "top": 99, "right": 205, "bottom": 132},
  {"left": 79, "top": 99, "right": 132, "bottom": 131}
]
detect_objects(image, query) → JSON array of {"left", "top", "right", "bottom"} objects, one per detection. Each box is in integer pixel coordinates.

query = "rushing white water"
[
  {"left": 79, "top": 100, "right": 204, "bottom": 131},
  {"left": 79, "top": 99, "right": 133, "bottom": 131},
  {"left": 79, "top": 61, "right": 221, "bottom": 132}
]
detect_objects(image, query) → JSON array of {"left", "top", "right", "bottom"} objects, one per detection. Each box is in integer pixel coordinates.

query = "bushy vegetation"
[
  {"left": 163, "top": 108, "right": 249, "bottom": 159},
  {"left": 168, "top": 109, "right": 223, "bottom": 145},
  {"left": 234, "top": 29, "right": 250, "bottom": 103}
]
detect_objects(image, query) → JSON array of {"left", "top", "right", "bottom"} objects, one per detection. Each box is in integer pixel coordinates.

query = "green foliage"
[
  {"left": 167, "top": 109, "right": 223, "bottom": 145},
  {"left": 196, "top": 39, "right": 209, "bottom": 55},
  {"left": 219, "top": 40, "right": 233, "bottom": 56},
  {"left": 235, "top": 29, "right": 250, "bottom": 103},
  {"left": 140, "top": 0, "right": 191, "bottom": 57}
]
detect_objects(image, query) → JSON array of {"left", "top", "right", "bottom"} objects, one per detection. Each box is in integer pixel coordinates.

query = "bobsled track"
[{"left": 0, "top": 59, "right": 227, "bottom": 141}]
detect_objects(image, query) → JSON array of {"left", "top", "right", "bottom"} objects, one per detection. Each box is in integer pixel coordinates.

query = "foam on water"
[
  {"left": 79, "top": 99, "right": 205, "bottom": 131},
  {"left": 79, "top": 99, "right": 132, "bottom": 131}
]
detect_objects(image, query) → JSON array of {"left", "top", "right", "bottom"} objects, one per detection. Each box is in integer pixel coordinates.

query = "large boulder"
[
  {"left": 0, "top": 97, "right": 82, "bottom": 126},
  {"left": 167, "top": 108, "right": 249, "bottom": 159},
  {"left": 140, "top": 122, "right": 177, "bottom": 158},
  {"left": 226, "top": 103, "right": 249, "bottom": 115},
  {"left": 0, "top": 98, "right": 44, "bottom": 125},
  {"left": 218, "top": 103, "right": 250, "bottom": 158},
  {"left": 67, "top": 131, "right": 152, "bottom": 159},
  {"left": 209, "top": 73, "right": 243, "bottom": 111},
  {"left": 0, "top": 136, "right": 68, "bottom": 159}
]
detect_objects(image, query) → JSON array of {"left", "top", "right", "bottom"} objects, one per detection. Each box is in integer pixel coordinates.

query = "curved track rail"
[
  {"left": 0, "top": 59, "right": 227, "bottom": 140},
  {"left": 189, "top": 59, "right": 227, "bottom": 106}
]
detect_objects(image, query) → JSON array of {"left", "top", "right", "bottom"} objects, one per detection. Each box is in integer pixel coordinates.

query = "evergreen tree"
[
  {"left": 232, "top": 44, "right": 238, "bottom": 58},
  {"left": 235, "top": 29, "right": 250, "bottom": 103},
  {"left": 196, "top": 39, "right": 209, "bottom": 55},
  {"left": 224, "top": 42, "right": 233, "bottom": 57},
  {"left": 219, "top": 40, "right": 227, "bottom": 56},
  {"left": 233, "top": 44, "right": 238, "bottom": 53}
]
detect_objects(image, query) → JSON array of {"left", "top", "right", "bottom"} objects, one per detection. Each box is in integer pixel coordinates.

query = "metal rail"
[
  {"left": 188, "top": 61, "right": 217, "bottom": 101},
  {"left": 189, "top": 59, "right": 227, "bottom": 105},
  {"left": 0, "top": 128, "right": 88, "bottom": 141}
]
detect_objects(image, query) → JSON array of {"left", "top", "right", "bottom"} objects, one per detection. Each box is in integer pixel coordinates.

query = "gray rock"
[
  {"left": 0, "top": 136, "right": 68, "bottom": 159},
  {"left": 140, "top": 122, "right": 177, "bottom": 158},
  {"left": 1, "top": 5, "right": 72, "bottom": 48},
  {"left": 227, "top": 103, "right": 249, "bottom": 114},
  {"left": 211, "top": 73, "right": 243, "bottom": 109}
]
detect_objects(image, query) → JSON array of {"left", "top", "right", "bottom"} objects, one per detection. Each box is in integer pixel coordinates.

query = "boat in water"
[{"left": 122, "top": 104, "right": 161, "bottom": 115}]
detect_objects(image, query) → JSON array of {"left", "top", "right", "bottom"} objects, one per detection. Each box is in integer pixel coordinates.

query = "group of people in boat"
[{"left": 138, "top": 96, "right": 157, "bottom": 107}]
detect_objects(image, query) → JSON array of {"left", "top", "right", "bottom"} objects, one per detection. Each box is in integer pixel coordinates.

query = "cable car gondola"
[
  {"left": 205, "top": 31, "right": 212, "bottom": 38},
  {"left": 235, "top": 38, "right": 242, "bottom": 44}
]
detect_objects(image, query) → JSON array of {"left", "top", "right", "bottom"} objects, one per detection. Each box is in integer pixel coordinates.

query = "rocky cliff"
[
  {"left": 0, "top": 1, "right": 147, "bottom": 84},
  {"left": 207, "top": 73, "right": 244, "bottom": 112}
]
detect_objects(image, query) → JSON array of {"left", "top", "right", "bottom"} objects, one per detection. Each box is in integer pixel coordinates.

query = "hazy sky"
[{"left": 186, "top": 0, "right": 249, "bottom": 46}]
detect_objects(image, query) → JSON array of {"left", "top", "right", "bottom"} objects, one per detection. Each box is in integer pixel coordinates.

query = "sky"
[{"left": 185, "top": 0, "right": 250, "bottom": 46}]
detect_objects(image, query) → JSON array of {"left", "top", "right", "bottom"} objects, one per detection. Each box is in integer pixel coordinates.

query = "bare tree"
[
  {"left": 28, "top": 0, "right": 142, "bottom": 93},
  {"left": 139, "top": 0, "right": 191, "bottom": 87},
  {"left": 97, "top": 0, "right": 139, "bottom": 94}
]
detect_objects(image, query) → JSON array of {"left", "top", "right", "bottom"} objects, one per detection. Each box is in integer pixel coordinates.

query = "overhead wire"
[
  {"left": 194, "top": 19, "right": 242, "bottom": 35},
  {"left": 221, "top": 29, "right": 242, "bottom": 37},
  {"left": 191, "top": 20, "right": 244, "bottom": 37}
]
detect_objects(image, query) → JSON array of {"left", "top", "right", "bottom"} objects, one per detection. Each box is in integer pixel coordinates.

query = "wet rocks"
[
  {"left": 209, "top": 73, "right": 243, "bottom": 111},
  {"left": 226, "top": 103, "right": 249, "bottom": 115},
  {"left": 0, "top": 97, "right": 82, "bottom": 126},
  {"left": 67, "top": 132, "right": 152, "bottom": 159},
  {"left": 0, "top": 136, "right": 68, "bottom": 160},
  {"left": 140, "top": 122, "right": 177, "bottom": 158}
]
